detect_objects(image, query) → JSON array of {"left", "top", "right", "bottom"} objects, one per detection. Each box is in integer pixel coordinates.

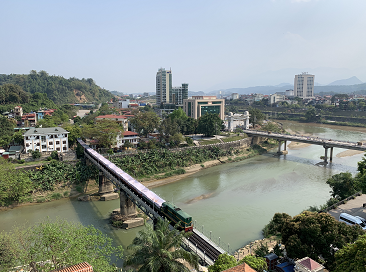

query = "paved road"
[{"left": 328, "top": 194, "right": 366, "bottom": 221}]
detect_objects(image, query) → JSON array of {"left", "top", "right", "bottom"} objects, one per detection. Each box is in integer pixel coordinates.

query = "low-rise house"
[
  {"left": 95, "top": 114, "right": 128, "bottom": 131},
  {"left": 22, "top": 112, "right": 37, "bottom": 126},
  {"left": 294, "top": 257, "right": 326, "bottom": 272},
  {"left": 24, "top": 127, "right": 69, "bottom": 153},
  {"left": 14, "top": 106, "right": 23, "bottom": 117},
  {"left": 223, "top": 262, "right": 256, "bottom": 272},
  {"left": 115, "top": 131, "right": 140, "bottom": 148}
]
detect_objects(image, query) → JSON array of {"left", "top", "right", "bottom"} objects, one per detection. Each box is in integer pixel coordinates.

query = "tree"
[
  {"left": 62, "top": 124, "right": 82, "bottom": 146},
  {"left": 248, "top": 107, "right": 265, "bottom": 126},
  {"left": 125, "top": 219, "right": 199, "bottom": 272},
  {"left": 169, "top": 108, "right": 188, "bottom": 121},
  {"left": 197, "top": 113, "right": 223, "bottom": 137},
  {"left": 0, "top": 158, "right": 33, "bottom": 206},
  {"left": 12, "top": 130, "right": 24, "bottom": 145},
  {"left": 158, "top": 118, "right": 180, "bottom": 142},
  {"left": 0, "top": 218, "right": 123, "bottom": 272},
  {"left": 30, "top": 149, "right": 42, "bottom": 159},
  {"left": 305, "top": 107, "right": 317, "bottom": 122},
  {"left": 208, "top": 253, "right": 237, "bottom": 272},
  {"left": 238, "top": 255, "right": 267, "bottom": 272},
  {"left": 0, "top": 116, "right": 15, "bottom": 146},
  {"left": 326, "top": 172, "right": 358, "bottom": 200},
  {"left": 334, "top": 233, "right": 366, "bottom": 272},
  {"left": 129, "top": 111, "right": 160, "bottom": 137},
  {"left": 182, "top": 117, "right": 198, "bottom": 135},
  {"left": 280, "top": 211, "right": 364, "bottom": 270},
  {"left": 82, "top": 119, "right": 123, "bottom": 148}
]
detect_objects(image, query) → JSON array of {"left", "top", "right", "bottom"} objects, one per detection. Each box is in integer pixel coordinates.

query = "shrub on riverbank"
[{"left": 111, "top": 146, "right": 240, "bottom": 179}]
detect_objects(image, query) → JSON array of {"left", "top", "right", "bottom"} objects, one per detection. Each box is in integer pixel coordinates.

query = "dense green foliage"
[
  {"left": 129, "top": 111, "right": 161, "bottom": 137},
  {"left": 238, "top": 255, "right": 267, "bottom": 272},
  {"left": 197, "top": 113, "right": 224, "bottom": 137},
  {"left": 334, "top": 233, "right": 366, "bottom": 272},
  {"left": 0, "top": 71, "right": 113, "bottom": 104},
  {"left": 0, "top": 158, "right": 33, "bottom": 206},
  {"left": 112, "top": 146, "right": 238, "bottom": 178},
  {"left": 0, "top": 218, "right": 123, "bottom": 272},
  {"left": 264, "top": 211, "right": 364, "bottom": 270},
  {"left": 326, "top": 172, "right": 358, "bottom": 200},
  {"left": 28, "top": 160, "right": 98, "bottom": 191},
  {"left": 82, "top": 119, "right": 124, "bottom": 148},
  {"left": 208, "top": 254, "right": 237, "bottom": 272},
  {"left": 125, "top": 219, "right": 199, "bottom": 272},
  {"left": 248, "top": 107, "right": 265, "bottom": 126},
  {"left": 0, "top": 116, "right": 16, "bottom": 146}
]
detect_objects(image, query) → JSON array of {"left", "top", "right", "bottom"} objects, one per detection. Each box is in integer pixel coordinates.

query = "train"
[{"left": 77, "top": 139, "right": 193, "bottom": 232}]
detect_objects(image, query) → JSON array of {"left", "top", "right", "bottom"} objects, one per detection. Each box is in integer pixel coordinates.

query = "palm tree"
[{"left": 125, "top": 219, "right": 199, "bottom": 272}]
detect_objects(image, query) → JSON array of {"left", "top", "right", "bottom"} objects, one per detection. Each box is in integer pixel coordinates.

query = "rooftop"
[
  {"left": 95, "top": 115, "right": 127, "bottom": 119},
  {"left": 24, "top": 127, "right": 69, "bottom": 136},
  {"left": 51, "top": 262, "right": 93, "bottom": 272}
]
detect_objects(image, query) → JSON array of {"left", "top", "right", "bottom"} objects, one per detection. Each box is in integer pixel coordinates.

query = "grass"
[
  {"left": 37, "top": 197, "right": 46, "bottom": 203},
  {"left": 222, "top": 136, "right": 246, "bottom": 143},
  {"left": 51, "top": 193, "right": 62, "bottom": 200},
  {"left": 199, "top": 139, "right": 221, "bottom": 145}
]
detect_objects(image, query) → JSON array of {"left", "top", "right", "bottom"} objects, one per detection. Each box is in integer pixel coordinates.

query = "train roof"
[{"left": 163, "top": 202, "right": 192, "bottom": 219}]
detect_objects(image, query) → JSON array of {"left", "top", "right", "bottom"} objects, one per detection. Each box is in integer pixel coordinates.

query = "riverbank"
[{"left": 142, "top": 141, "right": 277, "bottom": 189}]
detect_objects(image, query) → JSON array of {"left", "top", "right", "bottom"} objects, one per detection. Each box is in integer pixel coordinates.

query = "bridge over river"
[
  {"left": 243, "top": 129, "right": 366, "bottom": 164},
  {"left": 78, "top": 139, "right": 225, "bottom": 266}
]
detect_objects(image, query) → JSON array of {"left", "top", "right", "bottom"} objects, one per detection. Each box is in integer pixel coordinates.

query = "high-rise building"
[
  {"left": 183, "top": 96, "right": 225, "bottom": 120},
  {"left": 156, "top": 68, "right": 172, "bottom": 105},
  {"left": 294, "top": 72, "right": 314, "bottom": 98},
  {"left": 170, "top": 83, "right": 188, "bottom": 105}
]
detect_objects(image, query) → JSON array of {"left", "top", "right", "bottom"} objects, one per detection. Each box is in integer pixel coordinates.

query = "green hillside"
[{"left": 0, "top": 70, "right": 113, "bottom": 105}]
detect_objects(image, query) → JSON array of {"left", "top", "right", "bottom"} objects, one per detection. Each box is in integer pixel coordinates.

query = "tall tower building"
[
  {"left": 294, "top": 72, "right": 314, "bottom": 98},
  {"left": 170, "top": 83, "right": 188, "bottom": 105},
  {"left": 156, "top": 68, "right": 172, "bottom": 105}
]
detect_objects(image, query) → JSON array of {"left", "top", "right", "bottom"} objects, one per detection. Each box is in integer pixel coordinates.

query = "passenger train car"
[{"left": 77, "top": 139, "right": 193, "bottom": 232}]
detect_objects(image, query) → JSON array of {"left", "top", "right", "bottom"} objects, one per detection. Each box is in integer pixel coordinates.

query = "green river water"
[{"left": 1, "top": 121, "right": 366, "bottom": 253}]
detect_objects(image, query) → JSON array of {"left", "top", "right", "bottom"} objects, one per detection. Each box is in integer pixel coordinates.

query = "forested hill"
[{"left": 0, "top": 70, "right": 113, "bottom": 104}]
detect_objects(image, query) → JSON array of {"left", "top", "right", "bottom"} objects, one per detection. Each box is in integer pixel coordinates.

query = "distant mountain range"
[{"left": 188, "top": 76, "right": 365, "bottom": 97}]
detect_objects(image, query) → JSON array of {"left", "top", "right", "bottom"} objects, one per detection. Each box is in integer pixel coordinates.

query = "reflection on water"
[{"left": 1, "top": 122, "right": 366, "bottom": 253}]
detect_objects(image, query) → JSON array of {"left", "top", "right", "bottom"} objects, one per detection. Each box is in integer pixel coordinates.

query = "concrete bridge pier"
[
  {"left": 277, "top": 140, "right": 288, "bottom": 155},
  {"left": 330, "top": 147, "right": 333, "bottom": 163},
  {"left": 120, "top": 190, "right": 137, "bottom": 216},
  {"left": 98, "top": 170, "right": 119, "bottom": 201},
  {"left": 323, "top": 146, "right": 334, "bottom": 164}
]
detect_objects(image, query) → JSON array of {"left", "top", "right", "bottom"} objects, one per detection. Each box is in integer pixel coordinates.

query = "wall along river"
[{"left": 1, "top": 121, "right": 366, "bottom": 254}]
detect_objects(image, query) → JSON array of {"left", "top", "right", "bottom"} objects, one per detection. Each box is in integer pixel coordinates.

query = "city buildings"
[
  {"left": 156, "top": 68, "right": 172, "bottom": 105},
  {"left": 183, "top": 96, "right": 225, "bottom": 120},
  {"left": 23, "top": 127, "right": 69, "bottom": 153},
  {"left": 294, "top": 72, "right": 315, "bottom": 98},
  {"left": 156, "top": 68, "right": 188, "bottom": 106},
  {"left": 170, "top": 83, "right": 188, "bottom": 105},
  {"left": 95, "top": 114, "right": 128, "bottom": 131}
]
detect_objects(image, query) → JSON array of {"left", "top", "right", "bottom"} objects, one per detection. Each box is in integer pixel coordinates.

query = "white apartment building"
[
  {"left": 156, "top": 68, "right": 172, "bottom": 105},
  {"left": 113, "top": 99, "right": 130, "bottom": 109},
  {"left": 294, "top": 72, "right": 315, "bottom": 98},
  {"left": 270, "top": 94, "right": 285, "bottom": 104},
  {"left": 24, "top": 127, "right": 69, "bottom": 153},
  {"left": 115, "top": 131, "right": 140, "bottom": 148}
]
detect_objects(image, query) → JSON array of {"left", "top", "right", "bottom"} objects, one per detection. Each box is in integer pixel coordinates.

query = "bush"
[
  {"left": 49, "top": 151, "right": 59, "bottom": 160},
  {"left": 51, "top": 193, "right": 62, "bottom": 200},
  {"left": 76, "top": 185, "right": 83, "bottom": 193},
  {"left": 63, "top": 191, "right": 69, "bottom": 197},
  {"left": 37, "top": 197, "right": 46, "bottom": 203},
  {"left": 30, "top": 149, "right": 41, "bottom": 159}
]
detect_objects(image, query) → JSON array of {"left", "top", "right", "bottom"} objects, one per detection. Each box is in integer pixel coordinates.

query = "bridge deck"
[{"left": 243, "top": 129, "right": 366, "bottom": 151}]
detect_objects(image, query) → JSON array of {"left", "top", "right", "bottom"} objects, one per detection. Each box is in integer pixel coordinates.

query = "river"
[{"left": 1, "top": 121, "right": 366, "bottom": 253}]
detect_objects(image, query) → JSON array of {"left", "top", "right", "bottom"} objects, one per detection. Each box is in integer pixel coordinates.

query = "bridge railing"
[{"left": 193, "top": 219, "right": 233, "bottom": 255}]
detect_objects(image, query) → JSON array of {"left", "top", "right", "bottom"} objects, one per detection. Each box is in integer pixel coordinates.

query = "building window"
[
  {"left": 63, "top": 141, "right": 66, "bottom": 144},
  {"left": 56, "top": 141, "right": 60, "bottom": 145},
  {"left": 56, "top": 148, "right": 60, "bottom": 151},
  {"left": 26, "top": 136, "right": 29, "bottom": 140},
  {"left": 49, "top": 142, "right": 52, "bottom": 145},
  {"left": 26, "top": 143, "right": 30, "bottom": 147},
  {"left": 63, "top": 147, "right": 67, "bottom": 151},
  {"left": 42, "top": 145, "right": 46, "bottom": 149},
  {"left": 37, "top": 143, "right": 40, "bottom": 146}
]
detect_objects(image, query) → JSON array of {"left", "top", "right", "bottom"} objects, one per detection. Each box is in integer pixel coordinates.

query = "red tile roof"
[
  {"left": 123, "top": 131, "right": 139, "bottom": 136},
  {"left": 51, "top": 262, "right": 93, "bottom": 272},
  {"left": 299, "top": 257, "right": 322, "bottom": 270},
  {"left": 223, "top": 263, "right": 257, "bottom": 272}
]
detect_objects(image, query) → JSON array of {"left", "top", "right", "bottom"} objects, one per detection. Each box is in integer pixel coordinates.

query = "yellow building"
[{"left": 183, "top": 96, "right": 225, "bottom": 120}]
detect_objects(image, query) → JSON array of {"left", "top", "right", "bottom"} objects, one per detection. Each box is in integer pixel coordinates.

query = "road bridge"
[
  {"left": 78, "top": 139, "right": 226, "bottom": 265},
  {"left": 243, "top": 129, "right": 366, "bottom": 164}
]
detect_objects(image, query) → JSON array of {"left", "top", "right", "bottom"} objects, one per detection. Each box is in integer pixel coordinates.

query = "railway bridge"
[
  {"left": 78, "top": 139, "right": 226, "bottom": 266},
  {"left": 243, "top": 129, "right": 366, "bottom": 164}
]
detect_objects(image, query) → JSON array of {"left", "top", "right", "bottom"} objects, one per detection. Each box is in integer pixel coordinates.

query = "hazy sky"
[{"left": 2, "top": 0, "right": 366, "bottom": 93}]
